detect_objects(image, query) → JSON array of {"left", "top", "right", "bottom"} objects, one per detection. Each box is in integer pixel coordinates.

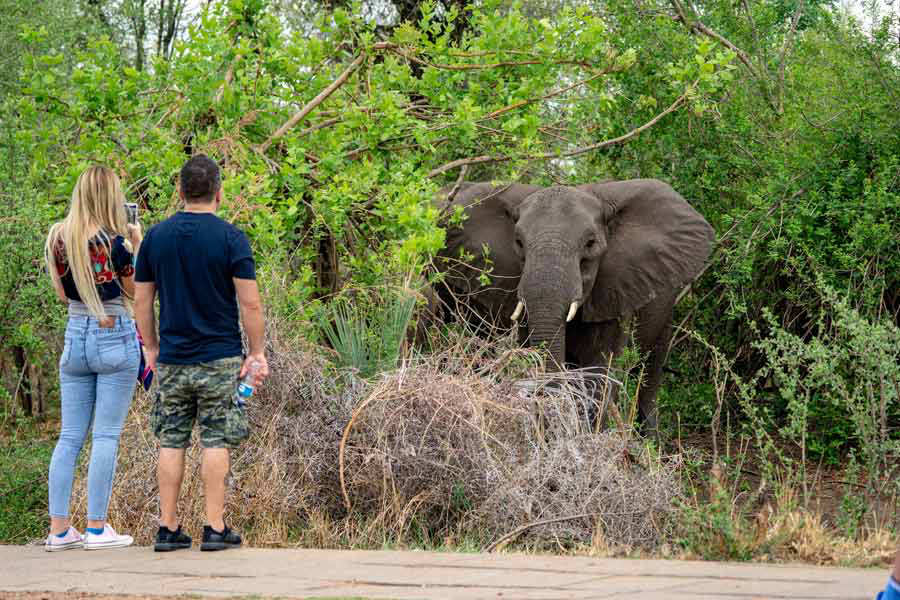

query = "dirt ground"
[{"left": 0, "top": 594, "right": 209, "bottom": 600}]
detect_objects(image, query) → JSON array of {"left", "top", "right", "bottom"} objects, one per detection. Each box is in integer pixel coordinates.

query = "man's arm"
[
  {"left": 134, "top": 281, "right": 159, "bottom": 370},
  {"left": 234, "top": 277, "right": 268, "bottom": 383}
]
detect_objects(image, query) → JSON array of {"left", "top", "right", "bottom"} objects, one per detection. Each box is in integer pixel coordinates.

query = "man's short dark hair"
[{"left": 180, "top": 154, "right": 221, "bottom": 203}]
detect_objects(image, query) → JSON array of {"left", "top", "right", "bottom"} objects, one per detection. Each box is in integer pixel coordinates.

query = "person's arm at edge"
[
  {"left": 879, "top": 550, "right": 900, "bottom": 600},
  {"left": 234, "top": 277, "right": 268, "bottom": 384}
]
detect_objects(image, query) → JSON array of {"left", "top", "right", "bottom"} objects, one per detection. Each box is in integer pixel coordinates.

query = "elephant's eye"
[
  {"left": 515, "top": 237, "right": 524, "bottom": 251},
  {"left": 585, "top": 239, "right": 596, "bottom": 249}
]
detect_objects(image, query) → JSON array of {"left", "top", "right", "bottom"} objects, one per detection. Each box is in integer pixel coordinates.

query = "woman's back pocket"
[{"left": 90, "top": 329, "right": 138, "bottom": 373}]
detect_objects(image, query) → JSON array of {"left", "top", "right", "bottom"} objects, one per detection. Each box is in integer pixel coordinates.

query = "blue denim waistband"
[
  {"left": 66, "top": 313, "right": 134, "bottom": 333},
  {"left": 67, "top": 299, "right": 130, "bottom": 319}
]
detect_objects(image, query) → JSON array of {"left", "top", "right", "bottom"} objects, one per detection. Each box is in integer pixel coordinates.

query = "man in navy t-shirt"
[{"left": 134, "top": 154, "right": 269, "bottom": 552}]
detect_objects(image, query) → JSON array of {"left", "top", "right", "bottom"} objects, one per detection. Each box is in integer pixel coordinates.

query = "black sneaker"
[
  {"left": 200, "top": 525, "right": 242, "bottom": 551},
  {"left": 154, "top": 525, "right": 192, "bottom": 552}
]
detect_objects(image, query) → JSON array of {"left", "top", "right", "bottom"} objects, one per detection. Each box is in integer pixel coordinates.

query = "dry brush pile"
[{"left": 70, "top": 329, "right": 683, "bottom": 551}]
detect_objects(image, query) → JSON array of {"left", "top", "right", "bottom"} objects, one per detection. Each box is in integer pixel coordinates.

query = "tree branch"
[
  {"left": 214, "top": 54, "right": 240, "bottom": 104},
  {"left": 776, "top": 0, "right": 805, "bottom": 114},
  {"left": 551, "top": 87, "right": 690, "bottom": 159},
  {"left": 671, "top": 0, "right": 758, "bottom": 78},
  {"left": 483, "top": 68, "right": 611, "bottom": 121},
  {"left": 382, "top": 42, "right": 609, "bottom": 75},
  {"left": 428, "top": 86, "right": 691, "bottom": 177},
  {"left": 669, "top": 0, "right": 780, "bottom": 114},
  {"left": 256, "top": 53, "right": 367, "bottom": 154},
  {"left": 483, "top": 513, "right": 595, "bottom": 552}
]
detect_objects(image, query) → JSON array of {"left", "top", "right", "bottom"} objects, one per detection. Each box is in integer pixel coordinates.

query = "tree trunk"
[
  {"left": 28, "top": 360, "right": 45, "bottom": 419},
  {"left": 13, "top": 346, "right": 32, "bottom": 418}
]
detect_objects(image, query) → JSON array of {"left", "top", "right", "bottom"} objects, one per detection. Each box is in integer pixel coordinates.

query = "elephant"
[{"left": 432, "top": 179, "right": 715, "bottom": 436}]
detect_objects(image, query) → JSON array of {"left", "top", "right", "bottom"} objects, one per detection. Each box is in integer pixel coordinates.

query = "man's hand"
[
  {"left": 240, "top": 353, "right": 269, "bottom": 386},
  {"left": 234, "top": 277, "right": 267, "bottom": 387},
  {"left": 144, "top": 345, "right": 159, "bottom": 372}
]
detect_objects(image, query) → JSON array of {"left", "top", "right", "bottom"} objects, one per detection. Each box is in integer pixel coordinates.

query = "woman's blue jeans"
[{"left": 48, "top": 315, "right": 139, "bottom": 521}]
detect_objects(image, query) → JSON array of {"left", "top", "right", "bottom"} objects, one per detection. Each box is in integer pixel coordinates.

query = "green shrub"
[
  {"left": 753, "top": 282, "right": 900, "bottom": 471},
  {"left": 317, "top": 288, "right": 417, "bottom": 378},
  {"left": 0, "top": 437, "right": 53, "bottom": 543}
]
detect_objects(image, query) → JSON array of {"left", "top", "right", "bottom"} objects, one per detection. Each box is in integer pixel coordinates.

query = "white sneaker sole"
[
  {"left": 84, "top": 538, "right": 134, "bottom": 550},
  {"left": 45, "top": 541, "right": 84, "bottom": 552}
]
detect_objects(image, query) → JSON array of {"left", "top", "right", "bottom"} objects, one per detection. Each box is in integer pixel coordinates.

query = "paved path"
[{"left": 0, "top": 545, "right": 888, "bottom": 600}]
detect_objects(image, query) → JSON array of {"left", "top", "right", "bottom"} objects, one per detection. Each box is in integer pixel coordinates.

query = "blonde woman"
[{"left": 44, "top": 166, "right": 143, "bottom": 551}]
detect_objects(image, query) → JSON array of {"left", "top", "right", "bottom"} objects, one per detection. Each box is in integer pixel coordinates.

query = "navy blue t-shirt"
[{"left": 134, "top": 212, "right": 255, "bottom": 365}]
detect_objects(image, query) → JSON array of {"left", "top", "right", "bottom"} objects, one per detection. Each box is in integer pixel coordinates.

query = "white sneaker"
[
  {"left": 45, "top": 526, "right": 84, "bottom": 552},
  {"left": 83, "top": 524, "right": 134, "bottom": 550}
]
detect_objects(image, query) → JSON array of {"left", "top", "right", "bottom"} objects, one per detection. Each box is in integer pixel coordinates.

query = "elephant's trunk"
[
  {"left": 518, "top": 247, "right": 582, "bottom": 371},
  {"left": 526, "top": 305, "right": 566, "bottom": 370}
]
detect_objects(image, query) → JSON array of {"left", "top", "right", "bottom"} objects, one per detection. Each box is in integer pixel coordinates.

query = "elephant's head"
[{"left": 477, "top": 179, "right": 715, "bottom": 367}]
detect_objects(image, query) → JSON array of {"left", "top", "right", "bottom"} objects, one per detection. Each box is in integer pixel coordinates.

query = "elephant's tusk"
[
  {"left": 511, "top": 300, "right": 525, "bottom": 321},
  {"left": 566, "top": 302, "right": 579, "bottom": 323}
]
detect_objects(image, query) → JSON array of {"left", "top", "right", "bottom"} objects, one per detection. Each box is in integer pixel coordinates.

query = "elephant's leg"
[
  {"left": 566, "top": 318, "right": 627, "bottom": 431},
  {"left": 633, "top": 292, "right": 677, "bottom": 439}
]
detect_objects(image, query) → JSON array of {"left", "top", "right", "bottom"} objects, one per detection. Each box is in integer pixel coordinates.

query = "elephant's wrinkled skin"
[{"left": 433, "top": 179, "right": 715, "bottom": 436}]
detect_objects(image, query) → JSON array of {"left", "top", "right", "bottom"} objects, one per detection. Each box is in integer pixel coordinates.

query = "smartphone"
[{"left": 125, "top": 202, "right": 138, "bottom": 225}]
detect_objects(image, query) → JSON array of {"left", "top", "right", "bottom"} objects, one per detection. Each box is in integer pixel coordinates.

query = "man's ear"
[{"left": 215, "top": 186, "right": 223, "bottom": 207}]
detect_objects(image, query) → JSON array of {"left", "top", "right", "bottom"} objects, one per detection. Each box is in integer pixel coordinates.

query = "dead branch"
[
  {"left": 428, "top": 154, "right": 507, "bottom": 178},
  {"left": 257, "top": 53, "right": 367, "bottom": 154},
  {"left": 214, "top": 54, "right": 240, "bottom": 104},
  {"left": 382, "top": 42, "right": 608, "bottom": 75},
  {"left": 551, "top": 87, "right": 690, "bottom": 159},
  {"left": 428, "top": 86, "right": 691, "bottom": 177},
  {"left": 671, "top": 0, "right": 759, "bottom": 79},
  {"left": 298, "top": 117, "right": 342, "bottom": 137},
  {"left": 777, "top": 0, "right": 805, "bottom": 114},
  {"left": 483, "top": 513, "right": 595, "bottom": 552},
  {"left": 483, "top": 68, "right": 612, "bottom": 121},
  {"left": 446, "top": 164, "right": 469, "bottom": 203}
]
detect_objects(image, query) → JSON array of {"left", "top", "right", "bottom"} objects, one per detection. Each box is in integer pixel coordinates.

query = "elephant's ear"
[
  {"left": 578, "top": 179, "right": 715, "bottom": 322},
  {"left": 441, "top": 182, "right": 542, "bottom": 257},
  {"left": 438, "top": 182, "right": 542, "bottom": 305}
]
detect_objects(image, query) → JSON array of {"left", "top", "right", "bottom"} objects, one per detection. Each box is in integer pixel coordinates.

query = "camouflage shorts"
[{"left": 150, "top": 356, "right": 249, "bottom": 449}]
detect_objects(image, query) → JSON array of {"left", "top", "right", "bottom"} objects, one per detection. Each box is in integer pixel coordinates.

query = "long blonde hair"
[{"left": 45, "top": 166, "right": 131, "bottom": 319}]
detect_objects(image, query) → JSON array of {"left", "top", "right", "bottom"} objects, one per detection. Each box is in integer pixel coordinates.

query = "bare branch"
[
  {"left": 551, "top": 87, "right": 690, "bottom": 159},
  {"left": 428, "top": 86, "right": 691, "bottom": 178},
  {"left": 671, "top": 0, "right": 758, "bottom": 78},
  {"left": 214, "top": 54, "right": 240, "bottom": 105},
  {"left": 428, "top": 154, "right": 505, "bottom": 177},
  {"left": 777, "top": 0, "right": 805, "bottom": 114},
  {"left": 669, "top": 0, "right": 781, "bottom": 114},
  {"left": 483, "top": 513, "right": 596, "bottom": 552},
  {"left": 483, "top": 68, "right": 611, "bottom": 121},
  {"left": 298, "top": 117, "right": 342, "bottom": 137},
  {"left": 257, "top": 53, "right": 367, "bottom": 154},
  {"left": 446, "top": 164, "right": 469, "bottom": 203},
  {"left": 382, "top": 42, "right": 609, "bottom": 75}
]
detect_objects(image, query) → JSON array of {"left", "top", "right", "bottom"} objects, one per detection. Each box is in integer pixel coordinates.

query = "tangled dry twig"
[{"left": 69, "top": 318, "right": 682, "bottom": 550}]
